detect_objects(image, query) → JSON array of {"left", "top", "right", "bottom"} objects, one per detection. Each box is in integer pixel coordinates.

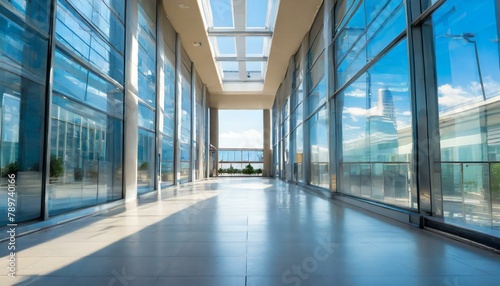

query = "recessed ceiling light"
[
  {"left": 193, "top": 42, "right": 202, "bottom": 47},
  {"left": 178, "top": 3, "right": 190, "bottom": 9}
]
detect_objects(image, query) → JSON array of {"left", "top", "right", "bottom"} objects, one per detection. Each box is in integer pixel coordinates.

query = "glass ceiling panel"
[
  {"left": 246, "top": 0, "right": 269, "bottom": 27},
  {"left": 246, "top": 37, "right": 265, "bottom": 55},
  {"left": 221, "top": 61, "right": 239, "bottom": 72},
  {"left": 216, "top": 37, "right": 236, "bottom": 55},
  {"left": 203, "top": 0, "right": 279, "bottom": 87},
  {"left": 210, "top": 0, "right": 233, "bottom": 27},
  {"left": 247, "top": 62, "right": 262, "bottom": 72}
]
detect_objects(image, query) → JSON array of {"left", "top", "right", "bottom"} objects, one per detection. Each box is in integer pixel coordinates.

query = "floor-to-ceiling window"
[
  {"left": 291, "top": 48, "right": 305, "bottom": 183},
  {"left": 425, "top": 0, "right": 500, "bottom": 235},
  {"left": 136, "top": 1, "right": 157, "bottom": 194},
  {"left": 159, "top": 22, "right": 176, "bottom": 188},
  {"left": 281, "top": 97, "right": 290, "bottom": 181},
  {"left": 334, "top": 0, "right": 416, "bottom": 209},
  {"left": 0, "top": 0, "right": 51, "bottom": 223},
  {"left": 194, "top": 74, "right": 202, "bottom": 180},
  {"left": 179, "top": 54, "right": 192, "bottom": 183},
  {"left": 272, "top": 103, "right": 280, "bottom": 177},
  {"left": 49, "top": 0, "right": 124, "bottom": 214},
  {"left": 307, "top": 7, "right": 329, "bottom": 189}
]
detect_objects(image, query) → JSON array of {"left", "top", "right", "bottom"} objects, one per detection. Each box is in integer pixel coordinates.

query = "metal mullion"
[
  {"left": 41, "top": 0, "right": 58, "bottom": 220},
  {"left": 411, "top": 0, "right": 447, "bottom": 27}
]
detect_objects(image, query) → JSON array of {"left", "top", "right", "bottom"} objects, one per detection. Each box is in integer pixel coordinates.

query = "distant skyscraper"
[
  {"left": 363, "top": 88, "right": 398, "bottom": 160},
  {"left": 377, "top": 88, "right": 395, "bottom": 120}
]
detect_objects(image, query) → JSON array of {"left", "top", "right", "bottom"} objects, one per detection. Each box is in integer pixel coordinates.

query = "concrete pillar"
[
  {"left": 210, "top": 108, "right": 219, "bottom": 176},
  {"left": 123, "top": 0, "right": 139, "bottom": 202},
  {"left": 263, "top": 109, "right": 272, "bottom": 177}
]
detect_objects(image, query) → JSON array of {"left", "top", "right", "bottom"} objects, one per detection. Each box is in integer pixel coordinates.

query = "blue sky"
[
  {"left": 219, "top": 110, "right": 263, "bottom": 148},
  {"left": 209, "top": 0, "right": 268, "bottom": 28}
]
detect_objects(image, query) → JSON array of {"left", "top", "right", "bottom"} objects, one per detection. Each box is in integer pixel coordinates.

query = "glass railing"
[{"left": 218, "top": 148, "right": 264, "bottom": 176}]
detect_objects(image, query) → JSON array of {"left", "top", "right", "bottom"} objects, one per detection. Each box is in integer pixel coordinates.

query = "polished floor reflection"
[{"left": 1, "top": 178, "right": 499, "bottom": 285}]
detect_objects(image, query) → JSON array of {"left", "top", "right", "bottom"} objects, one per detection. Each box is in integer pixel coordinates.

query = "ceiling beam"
[
  {"left": 233, "top": 0, "right": 247, "bottom": 81},
  {"left": 207, "top": 29, "right": 273, "bottom": 37},
  {"left": 216, "top": 56, "right": 268, "bottom": 62}
]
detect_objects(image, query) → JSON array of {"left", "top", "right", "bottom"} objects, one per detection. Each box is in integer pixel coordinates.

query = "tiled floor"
[{"left": 1, "top": 178, "right": 500, "bottom": 286}]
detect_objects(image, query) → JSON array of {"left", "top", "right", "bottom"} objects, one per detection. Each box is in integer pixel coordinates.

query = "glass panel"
[
  {"left": 137, "top": 129, "right": 155, "bottom": 194},
  {"left": 216, "top": 37, "right": 236, "bottom": 55},
  {"left": 1, "top": 0, "right": 51, "bottom": 32},
  {"left": 66, "top": 0, "right": 125, "bottom": 53},
  {"left": 246, "top": 62, "right": 262, "bottom": 73},
  {"left": 137, "top": 3, "right": 156, "bottom": 108},
  {"left": 491, "top": 163, "right": 500, "bottom": 227},
  {"left": 246, "top": 0, "right": 268, "bottom": 27},
  {"left": 339, "top": 39, "right": 415, "bottom": 209},
  {"left": 49, "top": 95, "right": 122, "bottom": 215},
  {"left": 283, "top": 135, "right": 290, "bottom": 180},
  {"left": 221, "top": 61, "right": 239, "bottom": 73},
  {"left": 297, "top": 83, "right": 304, "bottom": 105},
  {"left": 209, "top": 0, "right": 233, "bottom": 27},
  {"left": 52, "top": 50, "right": 123, "bottom": 118},
  {"left": 0, "top": 69, "right": 45, "bottom": 224},
  {"left": 179, "top": 65, "right": 191, "bottom": 182},
  {"left": 308, "top": 53, "right": 326, "bottom": 93},
  {"left": 163, "top": 47, "right": 176, "bottom": 137},
  {"left": 429, "top": 0, "right": 500, "bottom": 234},
  {"left": 309, "top": 107, "right": 329, "bottom": 188},
  {"left": 308, "top": 78, "right": 327, "bottom": 116},
  {"left": 0, "top": 11, "right": 48, "bottom": 82},
  {"left": 295, "top": 124, "right": 304, "bottom": 182},
  {"left": 161, "top": 136, "right": 174, "bottom": 187},
  {"left": 242, "top": 151, "right": 249, "bottom": 161},
  {"left": 180, "top": 143, "right": 190, "bottom": 183},
  {"left": 336, "top": 0, "right": 405, "bottom": 89},
  {"left": 56, "top": 0, "right": 124, "bottom": 84},
  {"left": 335, "top": 0, "right": 359, "bottom": 33},
  {"left": 246, "top": 37, "right": 264, "bottom": 55},
  {"left": 309, "top": 27, "right": 325, "bottom": 68},
  {"left": 138, "top": 103, "right": 155, "bottom": 131}
]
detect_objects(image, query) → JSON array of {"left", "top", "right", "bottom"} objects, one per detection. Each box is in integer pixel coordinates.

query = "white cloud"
[
  {"left": 219, "top": 129, "right": 263, "bottom": 148},
  {"left": 343, "top": 106, "right": 378, "bottom": 118},
  {"left": 343, "top": 107, "right": 370, "bottom": 117},
  {"left": 401, "top": 111, "right": 411, "bottom": 116},
  {"left": 346, "top": 88, "right": 365, "bottom": 98},
  {"left": 396, "top": 120, "right": 411, "bottom": 129},
  {"left": 344, "top": 124, "right": 361, "bottom": 130},
  {"left": 438, "top": 84, "right": 476, "bottom": 107}
]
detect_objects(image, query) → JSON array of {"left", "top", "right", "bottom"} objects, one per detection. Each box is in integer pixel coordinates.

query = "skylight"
[{"left": 201, "top": 0, "right": 279, "bottom": 89}]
